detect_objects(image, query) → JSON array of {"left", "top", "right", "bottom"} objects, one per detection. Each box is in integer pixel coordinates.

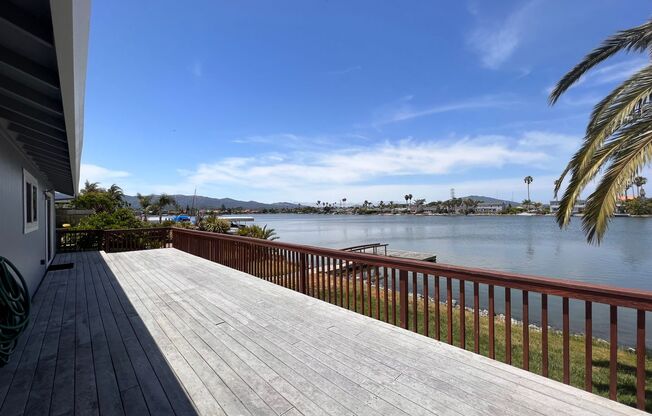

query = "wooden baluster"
[
  {"left": 473, "top": 282, "right": 479, "bottom": 353},
  {"left": 563, "top": 297, "right": 570, "bottom": 384},
  {"left": 346, "top": 261, "right": 351, "bottom": 309},
  {"left": 384, "top": 267, "right": 389, "bottom": 323},
  {"left": 375, "top": 266, "right": 381, "bottom": 320},
  {"left": 609, "top": 305, "right": 617, "bottom": 399},
  {"left": 352, "top": 263, "right": 358, "bottom": 313},
  {"left": 423, "top": 274, "right": 429, "bottom": 337},
  {"left": 541, "top": 294, "right": 548, "bottom": 377},
  {"left": 339, "top": 259, "right": 344, "bottom": 307},
  {"left": 392, "top": 269, "right": 397, "bottom": 325},
  {"left": 361, "top": 265, "right": 366, "bottom": 315},
  {"left": 505, "top": 288, "right": 511, "bottom": 364},
  {"left": 327, "top": 257, "right": 332, "bottom": 302},
  {"left": 447, "top": 277, "right": 453, "bottom": 344},
  {"left": 585, "top": 301, "right": 592, "bottom": 391},
  {"left": 367, "top": 266, "right": 373, "bottom": 317},
  {"left": 460, "top": 280, "right": 466, "bottom": 349},
  {"left": 412, "top": 272, "right": 418, "bottom": 332},
  {"left": 637, "top": 309, "right": 646, "bottom": 410},
  {"left": 434, "top": 276, "right": 440, "bottom": 341},
  {"left": 489, "top": 285, "right": 495, "bottom": 359},
  {"left": 522, "top": 290, "right": 529, "bottom": 370},
  {"left": 399, "top": 270, "right": 408, "bottom": 329}
]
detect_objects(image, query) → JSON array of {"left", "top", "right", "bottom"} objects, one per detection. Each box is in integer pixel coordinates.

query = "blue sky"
[{"left": 81, "top": 0, "right": 651, "bottom": 203}]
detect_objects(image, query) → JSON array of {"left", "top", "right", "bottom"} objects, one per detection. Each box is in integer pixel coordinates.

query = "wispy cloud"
[
  {"left": 467, "top": 1, "right": 538, "bottom": 69},
  {"left": 80, "top": 163, "right": 130, "bottom": 186},
  {"left": 176, "top": 135, "right": 550, "bottom": 193},
  {"left": 373, "top": 94, "right": 518, "bottom": 126}
]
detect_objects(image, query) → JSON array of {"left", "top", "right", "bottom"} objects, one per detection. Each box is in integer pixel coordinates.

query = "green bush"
[
  {"left": 199, "top": 217, "right": 231, "bottom": 233},
  {"left": 75, "top": 208, "right": 148, "bottom": 230},
  {"left": 236, "top": 224, "right": 278, "bottom": 240}
]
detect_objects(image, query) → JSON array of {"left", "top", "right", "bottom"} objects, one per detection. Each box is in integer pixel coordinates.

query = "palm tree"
[
  {"left": 634, "top": 176, "right": 648, "bottom": 197},
  {"left": 82, "top": 180, "right": 100, "bottom": 194},
  {"left": 404, "top": 194, "right": 410, "bottom": 208},
  {"left": 316, "top": 200, "right": 321, "bottom": 209},
  {"left": 524, "top": 176, "right": 533, "bottom": 211},
  {"left": 156, "top": 193, "right": 176, "bottom": 223},
  {"left": 549, "top": 18, "right": 652, "bottom": 243},
  {"left": 107, "top": 184, "right": 124, "bottom": 203},
  {"left": 341, "top": 198, "right": 347, "bottom": 208},
  {"left": 136, "top": 193, "right": 153, "bottom": 221}
]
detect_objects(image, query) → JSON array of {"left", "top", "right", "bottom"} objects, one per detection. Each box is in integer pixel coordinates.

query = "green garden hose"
[{"left": 0, "top": 257, "right": 30, "bottom": 366}]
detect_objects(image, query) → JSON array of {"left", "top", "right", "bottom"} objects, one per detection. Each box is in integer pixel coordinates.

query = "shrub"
[
  {"left": 75, "top": 208, "right": 148, "bottom": 230},
  {"left": 236, "top": 224, "right": 278, "bottom": 240},
  {"left": 199, "top": 217, "right": 231, "bottom": 233}
]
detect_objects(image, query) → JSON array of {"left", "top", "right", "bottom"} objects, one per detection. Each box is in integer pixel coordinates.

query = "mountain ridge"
[{"left": 122, "top": 194, "right": 299, "bottom": 210}]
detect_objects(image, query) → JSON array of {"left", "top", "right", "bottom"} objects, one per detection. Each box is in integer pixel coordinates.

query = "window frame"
[{"left": 23, "top": 169, "right": 39, "bottom": 234}]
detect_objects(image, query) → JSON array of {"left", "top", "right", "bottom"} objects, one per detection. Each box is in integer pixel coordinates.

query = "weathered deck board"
[{"left": 0, "top": 248, "right": 645, "bottom": 415}]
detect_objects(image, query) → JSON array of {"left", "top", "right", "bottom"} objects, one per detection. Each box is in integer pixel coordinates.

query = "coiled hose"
[{"left": 0, "top": 257, "right": 30, "bottom": 366}]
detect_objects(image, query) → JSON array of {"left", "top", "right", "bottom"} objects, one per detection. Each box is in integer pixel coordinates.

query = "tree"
[
  {"left": 523, "top": 176, "right": 533, "bottom": 211},
  {"left": 106, "top": 184, "right": 124, "bottom": 204},
  {"left": 634, "top": 176, "right": 648, "bottom": 197},
  {"left": 341, "top": 198, "right": 347, "bottom": 208},
  {"left": 136, "top": 193, "right": 153, "bottom": 220},
  {"left": 154, "top": 194, "right": 175, "bottom": 223},
  {"left": 549, "top": 18, "right": 652, "bottom": 243},
  {"left": 81, "top": 180, "right": 101, "bottom": 194}
]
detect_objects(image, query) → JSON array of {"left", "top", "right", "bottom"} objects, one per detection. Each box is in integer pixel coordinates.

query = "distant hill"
[
  {"left": 460, "top": 195, "right": 521, "bottom": 205},
  {"left": 123, "top": 194, "right": 299, "bottom": 210}
]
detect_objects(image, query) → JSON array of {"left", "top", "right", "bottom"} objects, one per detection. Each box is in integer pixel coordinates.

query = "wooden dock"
[
  {"left": 386, "top": 249, "right": 437, "bottom": 262},
  {"left": 342, "top": 243, "right": 436, "bottom": 263}
]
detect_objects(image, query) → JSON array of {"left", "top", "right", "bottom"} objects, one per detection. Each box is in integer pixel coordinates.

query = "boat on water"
[{"left": 516, "top": 212, "right": 537, "bottom": 216}]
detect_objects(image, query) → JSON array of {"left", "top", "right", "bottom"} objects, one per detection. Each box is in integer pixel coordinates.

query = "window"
[{"left": 23, "top": 169, "right": 38, "bottom": 233}]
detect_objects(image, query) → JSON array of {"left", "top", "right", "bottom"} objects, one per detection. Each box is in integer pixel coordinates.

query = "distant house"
[
  {"left": 0, "top": 0, "right": 90, "bottom": 295},
  {"left": 550, "top": 199, "right": 587, "bottom": 215},
  {"left": 475, "top": 202, "right": 506, "bottom": 214}
]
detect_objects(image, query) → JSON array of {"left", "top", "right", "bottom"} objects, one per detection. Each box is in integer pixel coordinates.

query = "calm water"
[{"left": 251, "top": 214, "right": 652, "bottom": 346}]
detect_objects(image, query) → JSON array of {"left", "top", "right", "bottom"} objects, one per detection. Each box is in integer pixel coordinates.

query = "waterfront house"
[
  {"left": 550, "top": 199, "right": 587, "bottom": 215},
  {"left": 0, "top": 0, "right": 89, "bottom": 296},
  {"left": 475, "top": 202, "right": 506, "bottom": 214}
]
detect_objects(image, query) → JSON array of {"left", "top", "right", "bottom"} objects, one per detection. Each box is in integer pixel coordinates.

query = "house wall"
[{"left": 0, "top": 134, "right": 54, "bottom": 297}]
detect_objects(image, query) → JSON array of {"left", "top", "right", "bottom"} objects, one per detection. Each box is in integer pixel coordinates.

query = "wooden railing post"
[
  {"left": 399, "top": 269, "right": 408, "bottom": 329},
  {"left": 299, "top": 253, "right": 308, "bottom": 294}
]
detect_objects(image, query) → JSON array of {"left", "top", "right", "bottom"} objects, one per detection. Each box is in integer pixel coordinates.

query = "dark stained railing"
[
  {"left": 56, "top": 228, "right": 172, "bottom": 253},
  {"left": 171, "top": 228, "right": 652, "bottom": 410}
]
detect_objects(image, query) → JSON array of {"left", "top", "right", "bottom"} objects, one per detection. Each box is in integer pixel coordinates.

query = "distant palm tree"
[
  {"left": 341, "top": 198, "right": 347, "bottom": 208},
  {"left": 136, "top": 193, "right": 153, "bottom": 221},
  {"left": 155, "top": 194, "right": 176, "bottom": 223},
  {"left": 524, "top": 176, "right": 533, "bottom": 210},
  {"left": 404, "top": 194, "right": 409, "bottom": 208},
  {"left": 316, "top": 200, "right": 321, "bottom": 208},
  {"left": 549, "top": 18, "right": 652, "bottom": 243},
  {"left": 634, "top": 176, "right": 648, "bottom": 197}
]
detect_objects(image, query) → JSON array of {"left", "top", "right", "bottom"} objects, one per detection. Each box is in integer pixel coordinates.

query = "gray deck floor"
[{"left": 0, "top": 248, "right": 644, "bottom": 415}]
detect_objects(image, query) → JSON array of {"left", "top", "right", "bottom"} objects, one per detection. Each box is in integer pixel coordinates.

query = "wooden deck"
[{"left": 0, "top": 249, "right": 644, "bottom": 415}]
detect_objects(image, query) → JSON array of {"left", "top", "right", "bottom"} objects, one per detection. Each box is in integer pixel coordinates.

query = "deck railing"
[
  {"left": 171, "top": 228, "right": 652, "bottom": 410},
  {"left": 56, "top": 228, "right": 172, "bottom": 253}
]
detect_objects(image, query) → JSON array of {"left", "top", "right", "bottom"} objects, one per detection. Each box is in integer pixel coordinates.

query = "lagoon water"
[{"left": 251, "top": 214, "right": 652, "bottom": 345}]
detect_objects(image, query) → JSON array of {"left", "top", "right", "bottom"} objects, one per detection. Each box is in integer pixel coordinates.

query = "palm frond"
[
  {"left": 580, "top": 111, "right": 652, "bottom": 243},
  {"left": 553, "top": 65, "right": 652, "bottom": 209},
  {"left": 549, "top": 19, "right": 652, "bottom": 104}
]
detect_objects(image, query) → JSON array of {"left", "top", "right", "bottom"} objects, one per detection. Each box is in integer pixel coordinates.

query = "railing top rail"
[
  {"left": 57, "top": 227, "right": 171, "bottom": 232},
  {"left": 172, "top": 228, "right": 652, "bottom": 310}
]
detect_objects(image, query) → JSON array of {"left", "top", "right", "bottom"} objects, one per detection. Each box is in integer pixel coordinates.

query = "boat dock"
[{"left": 341, "top": 243, "right": 436, "bottom": 263}]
